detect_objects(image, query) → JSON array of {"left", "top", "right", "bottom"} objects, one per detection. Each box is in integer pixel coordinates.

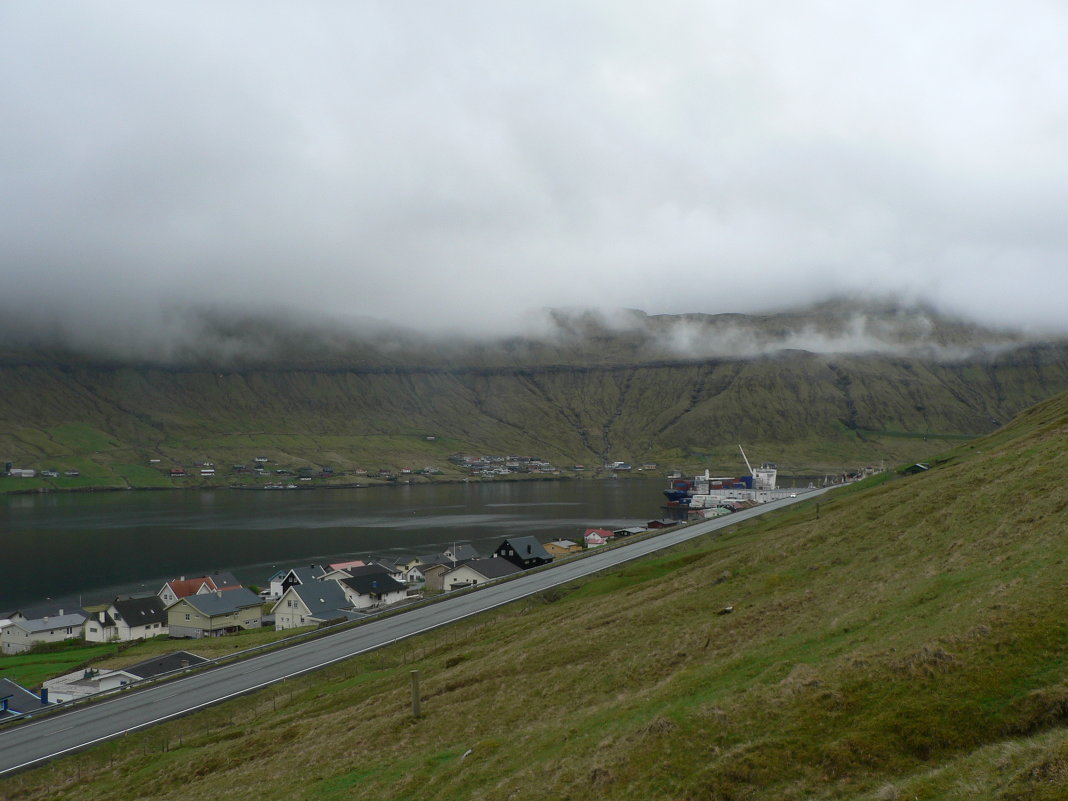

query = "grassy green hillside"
[
  {"left": 5, "top": 389, "right": 1068, "bottom": 800},
  {"left": 2, "top": 339, "right": 1067, "bottom": 493}
]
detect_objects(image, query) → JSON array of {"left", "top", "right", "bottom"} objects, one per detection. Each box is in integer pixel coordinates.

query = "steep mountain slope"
[
  {"left": 8, "top": 388, "right": 1068, "bottom": 800},
  {"left": 1, "top": 304, "right": 1067, "bottom": 490}
]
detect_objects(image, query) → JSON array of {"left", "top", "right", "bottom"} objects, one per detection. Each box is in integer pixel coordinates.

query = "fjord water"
[{"left": 0, "top": 479, "right": 661, "bottom": 611}]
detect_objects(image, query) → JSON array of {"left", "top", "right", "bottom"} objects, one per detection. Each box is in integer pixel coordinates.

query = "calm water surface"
[{"left": 0, "top": 479, "right": 662, "bottom": 611}]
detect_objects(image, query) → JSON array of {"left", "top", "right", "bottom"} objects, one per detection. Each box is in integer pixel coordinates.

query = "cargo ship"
[{"left": 662, "top": 447, "right": 778, "bottom": 519}]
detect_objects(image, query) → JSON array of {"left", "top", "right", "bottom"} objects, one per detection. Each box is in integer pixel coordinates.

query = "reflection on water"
[{"left": 0, "top": 479, "right": 660, "bottom": 610}]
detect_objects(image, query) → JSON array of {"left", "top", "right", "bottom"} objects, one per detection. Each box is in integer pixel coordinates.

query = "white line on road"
[{"left": 0, "top": 490, "right": 828, "bottom": 775}]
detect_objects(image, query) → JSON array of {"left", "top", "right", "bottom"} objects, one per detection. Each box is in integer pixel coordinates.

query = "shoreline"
[{"left": 0, "top": 471, "right": 610, "bottom": 498}]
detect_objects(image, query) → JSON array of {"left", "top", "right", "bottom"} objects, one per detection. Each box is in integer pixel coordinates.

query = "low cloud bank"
[
  {"left": 0, "top": 298, "right": 1051, "bottom": 367},
  {"left": 4, "top": 4, "right": 1068, "bottom": 353}
]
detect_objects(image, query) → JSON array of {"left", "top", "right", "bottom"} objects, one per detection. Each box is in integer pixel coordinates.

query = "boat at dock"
[{"left": 662, "top": 447, "right": 780, "bottom": 520}]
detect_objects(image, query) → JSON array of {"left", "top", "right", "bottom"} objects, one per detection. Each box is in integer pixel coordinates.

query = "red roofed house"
[
  {"left": 584, "top": 528, "right": 615, "bottom": 548},
  {"left": 328, "top": 559, "right": 366, "bottom": 572},
  {"left": 158, "top": 572, "right": 242, "bottom": 607}
]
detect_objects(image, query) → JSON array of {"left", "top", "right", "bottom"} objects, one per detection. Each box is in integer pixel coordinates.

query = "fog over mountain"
[
  {"left": 3, "top": 2, "right": 1067, "bottom": 350},
  {"left": 0, "top": 298, "right": 1053, "bottom": 368}
]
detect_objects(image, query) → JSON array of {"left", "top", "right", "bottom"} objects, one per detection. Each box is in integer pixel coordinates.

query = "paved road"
[{"left": 0, "top": 489, "right": 827, "bottom": 775}]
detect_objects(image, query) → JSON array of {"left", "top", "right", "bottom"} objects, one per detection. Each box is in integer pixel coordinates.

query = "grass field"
[
  {"left": 0, "top": 643, "right": 121, "bottom": 689},
  {"left": 0, "top": 626, "right": 319, "bottom": 691}
]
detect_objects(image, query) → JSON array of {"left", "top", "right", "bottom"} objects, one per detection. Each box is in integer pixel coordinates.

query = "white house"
[
  {"left": 84, "top": 595, "right": 168, "bottom": 643},
  {"left": 584, "top": 529, "right": 614, "bottom": 548},
  {"left": 337, "top": 571, "right": 409, "bottom": 610},
  {"left": 441, "top": 558, "right": 522, "bottom": 591},
  {"left": 43, "top": 651, "right": 207, "bottom": 702},
  {"left": 44, "top": 667, "right": 142, "bottom": 702},
  {"left": 273, "top": 581, "right": 365, "bottom": 630},
  {"left": 442, "top": 544, "right": 480, "bottom": 563},
  {"left": 412, "top": 563, "right": 452, "bottom": 592},
  {"left": 263, "top": 564, "right": 327, "bottom": 602},
  {"left": 1, "top": 608, "right": 88, "bottom": 655},
  {"left": 404, "top": 557, "right": 453, "bottom": 586}
]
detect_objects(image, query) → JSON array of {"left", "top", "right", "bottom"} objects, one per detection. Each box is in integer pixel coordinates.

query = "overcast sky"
[{"left": 2, "top": 1, "right": 1067, "bottom": 347}]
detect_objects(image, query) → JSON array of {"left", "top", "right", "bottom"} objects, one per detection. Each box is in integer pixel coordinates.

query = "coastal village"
[
  {"left": 0, "top": 455, "right": 848, "bottom": 718},
  {"left": 0, "top": 522, "right": 675, "bottom": 716},
  {"left": 2, "top": 453, "right": 572, "bottom": 486},
  {"left": 0, "top": 451, "right": 677, "bottom": 492}
]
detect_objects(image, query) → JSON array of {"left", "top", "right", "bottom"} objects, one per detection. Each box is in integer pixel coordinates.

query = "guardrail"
[{"left": 0, "top": 494, "right": 819, "bottom": 729}]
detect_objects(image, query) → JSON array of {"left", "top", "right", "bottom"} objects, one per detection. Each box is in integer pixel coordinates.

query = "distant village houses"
[{"left": 1, "top": 518, "right": 661, "bottom": 656}]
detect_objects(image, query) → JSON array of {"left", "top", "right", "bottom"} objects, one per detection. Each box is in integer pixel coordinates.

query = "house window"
[
  {"left": 66, "top": 627, "right": 73, "bottom": 635},
  {"left": 89, "top": 627, "right": 98, "bottom": 633},
  {"left": 185, "top": 613, "right": 191, "bottom": 620}
]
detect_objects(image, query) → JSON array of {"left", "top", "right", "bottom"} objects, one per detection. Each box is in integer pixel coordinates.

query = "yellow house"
[
  {"left": 167, "top": 588, "right": 264, "bottom": 638},
  {"left": 544, "top": 539, "right": 583, "bottom": 558}
]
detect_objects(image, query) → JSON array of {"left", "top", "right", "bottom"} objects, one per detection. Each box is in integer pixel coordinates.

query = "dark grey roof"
[
  {"left": 496, "top": 536, "right": 551, "bottom": 561},
  {"left": 112, "top": 595, "right": 168, "bottom": 626},
  {"left": 365, "top": 558, "right": 404, "bottom": 573},
  {"left": 89, "top": 610, "right": 117, "bottom": 628},
  {"left": 341, "top": 572, "right": 406, "bottom": 596},
  {"left": 289, "top": 581, "right": 353, "bottom": 618},
  {"left": 344, "top": 564, "right": 401, "bottom": 578},
  {"left": 0, "top": 678, "right": 47, "bottom": 716},
  {"left": 284, "top": 565, "right": 327, "bottom": 584},
  {"left": 208, "top": 571, "right": 242, "bottom": 589},
  {"left": 124, "top": 651, "right": 207, "bottom": 679},
  {"left": 10, "top": 603, "right": 87, "bottom": 621},
  {"left": 445, "top": 544, "right": 481, "bottom": 561},
  {"left": 12, "top": 612, "right": 88, "bottom": 633},
  {"left": 413, "top": 561, "right": 451, "bottom": 573},
  {"left": 452, "top": 558, "right": 524, "bottom": 580},
  {"left": 179, "top": 587, "right": 263, "bottom": 617}
]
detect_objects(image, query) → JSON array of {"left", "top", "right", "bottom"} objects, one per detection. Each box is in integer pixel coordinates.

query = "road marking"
[{"left": 0, "top": 491, "right": 828, "bottom": 775}]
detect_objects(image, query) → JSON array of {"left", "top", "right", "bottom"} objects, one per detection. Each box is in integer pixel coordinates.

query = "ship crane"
[{"left": 738, "top": 444, "right": 755, "bottom": 475}]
